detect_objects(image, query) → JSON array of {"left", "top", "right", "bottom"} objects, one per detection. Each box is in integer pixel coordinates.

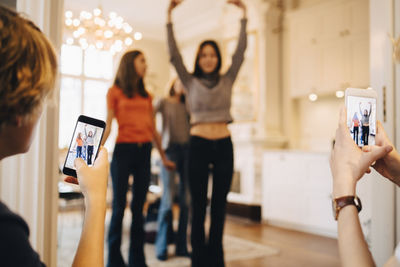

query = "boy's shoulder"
[
  {"left": 0, "top": 201, "right": 46, "bottom": 266},
  {"left": 0, "top": 201, "right": 30, "bottom": 236}
]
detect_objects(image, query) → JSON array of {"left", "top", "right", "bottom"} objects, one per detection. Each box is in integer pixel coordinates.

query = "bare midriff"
[{"left": 190, "top": 122, "right": 230, "bottom": 140}]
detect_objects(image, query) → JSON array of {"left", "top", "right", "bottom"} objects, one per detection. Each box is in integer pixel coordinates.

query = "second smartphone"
[{"left": 345, "top": 87, "right": 377, "bottom": 147}]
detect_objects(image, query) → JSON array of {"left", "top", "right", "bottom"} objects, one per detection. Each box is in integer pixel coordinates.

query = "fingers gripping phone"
[
  {"left": 63, "top": 115, "right": 106, "bottom": 177},
  {"left": 345, "top": 88, "right": 377, "bottom": 147}
]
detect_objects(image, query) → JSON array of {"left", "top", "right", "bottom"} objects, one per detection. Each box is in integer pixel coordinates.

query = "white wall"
[
  {"left": 295, "top": 97, "right": 342, "bottom": 152},
  {"left": 283, "top": 0, "right": 369, "bottom": 152}
]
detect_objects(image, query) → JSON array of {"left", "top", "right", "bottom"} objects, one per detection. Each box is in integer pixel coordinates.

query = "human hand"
[
  {"left": 162, "top": 158, "right": 176, "bottom": 171},
  {"left": 168, "top": 0, "right": 183, "bottom": 13},
  {"left": 366, "top": 121, "right": 400, "bottom": 186},
  {"left": 227, "top": 0, "right": 246, "bottom": 10},
  {"left": 330, "top": 107, "right": 392, "bottom": 198},
  {"left": 65, "top": 147, "right": 109, "bottom": 203}
]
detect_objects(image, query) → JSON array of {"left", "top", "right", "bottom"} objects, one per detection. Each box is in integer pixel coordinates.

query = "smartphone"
[
  {"left": 345, "top": 88, "right": 377, "bottom": 147},
  {"left": 63, "top": 115, "right": 106, "bottom": 177}
]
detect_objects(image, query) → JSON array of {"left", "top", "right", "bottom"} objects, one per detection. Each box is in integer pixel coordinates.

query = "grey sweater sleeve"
[
  {"left": 167, "top": 23, "right": 192, "bottom": 89},
  {"left": 225, "top": 18, "right": 248, "bottom": 81}
]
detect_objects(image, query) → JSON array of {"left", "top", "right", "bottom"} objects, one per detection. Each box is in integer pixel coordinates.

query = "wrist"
[
  {"left": 84, "top": 193, "right": 107, "bottom": 207},
  {"left": 333, "top": 179, "right": 356, "bottom": 198}
]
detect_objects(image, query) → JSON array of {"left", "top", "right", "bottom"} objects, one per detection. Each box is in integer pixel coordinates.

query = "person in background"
[
  {"left": 75, "top": 132, "right": 84, "bottom": 158},
  {"left": 85, "top": 124, "right": 97, "bottom": 165},
  {"left": 359, "top": 102, "right": 372, "bottom": 145},
  {"left": 330, "top": 107, "right": 400, "bottom": 267},
  {"left": 0, "top": 5, "right": 109, "bottom": 267},
  {"left": 352, "top": 112, "right": 360, "bottom": 145},
  {"left": 167, "top": 0, "right": 247, "bottom": 266},
  {"left": 102, "top": 50, "right": 175, "bottom": 267},
  {"left": 154, "top": 78, "right": 191, "bottom": 261}
]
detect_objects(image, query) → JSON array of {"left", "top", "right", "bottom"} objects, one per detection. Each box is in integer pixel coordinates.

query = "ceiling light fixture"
[{"left": 64, "top": 7, "right": 140, "bottom": 55}]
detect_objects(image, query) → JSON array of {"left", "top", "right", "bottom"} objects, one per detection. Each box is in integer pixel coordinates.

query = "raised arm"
[
  {"left": 167, "top": 0, "right": 192, "bottom": 88},
  {"left": 225, "top": 0, "right": 248, "bottom": 80},
  {"left": 368, "top": 102, "right": 372, "bottom": 116}
]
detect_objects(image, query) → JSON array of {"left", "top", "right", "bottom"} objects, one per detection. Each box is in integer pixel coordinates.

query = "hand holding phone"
[
  {"left": 345, "top": 88, "right": 377, "bottom": 147},
  {"left": 63, "top": 115, "right": 106, "bottom": 177}
]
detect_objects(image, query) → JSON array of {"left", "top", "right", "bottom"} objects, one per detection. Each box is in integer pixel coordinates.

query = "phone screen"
[
  {"left": 346, "top": 95, "right": 376, "bottom": 147},
  {"left": 64, "top": 120, "right": 104, "bottom": 170}
]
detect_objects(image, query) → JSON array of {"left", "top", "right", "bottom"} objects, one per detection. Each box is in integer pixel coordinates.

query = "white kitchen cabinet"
[{"left": 288, "top": 0, "right": 369, "bottom": 98}]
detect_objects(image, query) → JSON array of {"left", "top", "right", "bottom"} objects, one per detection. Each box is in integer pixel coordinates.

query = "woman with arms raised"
[{"left": 167, "top": 1, "right": 247, "bottom": 266}]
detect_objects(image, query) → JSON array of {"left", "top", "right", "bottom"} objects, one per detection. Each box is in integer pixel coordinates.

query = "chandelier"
[{"left": 64, "top": 7, "right": 142, "bottom": 54}]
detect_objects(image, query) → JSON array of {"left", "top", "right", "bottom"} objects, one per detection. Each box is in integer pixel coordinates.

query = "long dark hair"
[
  {"left": 169, "top": 79, "right": 185, "bottom": 103},
  {"left": 114, "top": 50, "right": 148, "bottom": 98},
  {"left": 193, "top": 40, "right": 222, "bottom": 78}
]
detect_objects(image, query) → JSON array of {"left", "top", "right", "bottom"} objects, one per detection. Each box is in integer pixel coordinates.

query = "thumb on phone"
[
  {"left": 74, "top": 157, "right": 87, "bottom": 171},
  {"left": 93, "top": 147, "right": 108, "bottom": 168}
]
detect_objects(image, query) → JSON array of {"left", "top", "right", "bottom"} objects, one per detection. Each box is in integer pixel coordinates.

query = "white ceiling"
[{"left": 64, "top": 0, "right": 223, "bottom": 40}]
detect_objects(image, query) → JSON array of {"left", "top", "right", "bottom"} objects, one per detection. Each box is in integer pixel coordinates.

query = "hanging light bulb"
[
  {"left": 104, "top": 30, "right": 113, "bottom": 39},
  {"left": 109, "top": 12, "right": 117, "bottom": 19},
  {"left": 66, "top": 38, "right": 74, "bottom": 45},
  {"left": 96, "top": 41, "right": 104, "bottom": 49},
  {"left": 65, "top": 10, "right": 73, "bottom": 18},
  {"left": 73, "top": 18, "right": 80, "bottom": 27},
  {"left": 65, "top": 18, "right": 73, "bottom": 26},
  {"left": 134, "top": 32, "right": 142, "bottom": 41},
  {"left": 93, "top": 8, "right": 102, "bottom": 16},
  {"left": 125, "top": 37, "right": 133, "bottom": 46}
]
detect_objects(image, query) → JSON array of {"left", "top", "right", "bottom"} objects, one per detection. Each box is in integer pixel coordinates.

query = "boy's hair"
[{"left": 0, "top": 5, "right": 57, "bottom": 127}]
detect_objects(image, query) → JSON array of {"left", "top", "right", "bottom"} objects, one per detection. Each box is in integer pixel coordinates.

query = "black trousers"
[
  {"left": 87, "top": 145, "right": 94, "bottom": 165},
  {"left": 362, "top": 125, "right": 369, "bottom": 145},
  {"left": 188, "top": 136, "right": 234, "bottom": 267},
  {"left": 353, "top": 126, "right": 359, "bottom": 145},
  {"left": 107, "top": 143, "right": 152, "bottom": 267}
]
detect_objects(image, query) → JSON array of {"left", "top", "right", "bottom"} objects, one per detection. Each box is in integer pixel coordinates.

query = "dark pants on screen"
[
  {"left": 362, "top": 125, "right": 369, "bottom": 145},
  {"left": 87, "top": 145, "right": 94, "bottom": 165}
]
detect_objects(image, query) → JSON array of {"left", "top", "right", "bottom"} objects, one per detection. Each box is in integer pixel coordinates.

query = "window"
[{"left": 59, "top": 45, "right": 114, "bottom": 148}]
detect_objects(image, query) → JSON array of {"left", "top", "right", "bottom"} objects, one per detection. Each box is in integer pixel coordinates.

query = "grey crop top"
[{"left": 167, "top": 18, "right": 247, "bottom": 124}]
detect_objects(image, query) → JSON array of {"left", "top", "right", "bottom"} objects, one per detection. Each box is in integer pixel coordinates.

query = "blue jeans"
[
  {"left": 107, "top": 143, "right": 152, "bottom": 267},
  {"left": 155, "top": 143, "right": 190, "bottom": 257},
  {"left": 76, "top": 146, "right": 82, "bottom": 158}
]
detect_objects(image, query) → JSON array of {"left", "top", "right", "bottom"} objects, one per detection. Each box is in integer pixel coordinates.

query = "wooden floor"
[{"left": 223, "top": 216, "right": 340, "bottom": 267}]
